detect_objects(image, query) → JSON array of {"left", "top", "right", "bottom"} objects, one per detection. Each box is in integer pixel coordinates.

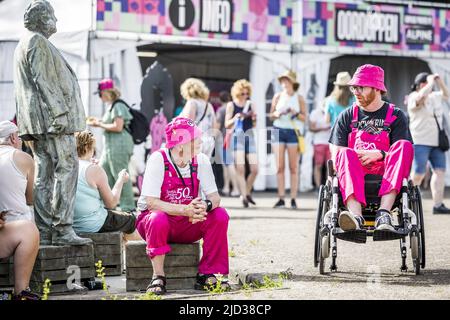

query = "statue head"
[{"left": 24, "top": 0, "right": 57, "bottom": 38}]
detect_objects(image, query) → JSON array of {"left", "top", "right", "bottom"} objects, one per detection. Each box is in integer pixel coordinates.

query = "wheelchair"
[{"left": 314, "top": 160, "right": 426, "bottom": 275}]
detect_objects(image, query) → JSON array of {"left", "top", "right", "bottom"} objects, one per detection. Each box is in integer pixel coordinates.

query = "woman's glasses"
[{"left": 240, "top": 92, "right": 250, "bottom": 97}]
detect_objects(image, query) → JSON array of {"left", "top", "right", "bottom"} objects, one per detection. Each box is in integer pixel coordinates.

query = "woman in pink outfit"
[
  {"left": 136, "top": 117, "right": 230, "bottom": 295},
  {"left": 328, "top": 64, "right": 414, "bottom": 233}
]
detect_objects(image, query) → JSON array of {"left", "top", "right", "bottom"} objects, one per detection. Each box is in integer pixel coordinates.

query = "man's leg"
[
  {"left": 411, "top": 145, "right": 430, "bottom": 187},
  {"left": 51, "top": 135, "right": 91, "bottom": 245},
  {"left": 335, "top": 148, "right": 366, "bottom": 231},
  {"left": 378, "top": 140, "right": 414, "bottom": 230},
  {"left": 428, "top": 146, "right": 450, "bottom": 213},
  {"left": 0, "top": 221, "right": 39, "bottom": 294},
  {"left": 33, "top": 136, "right": 55, "bottom": 244}
]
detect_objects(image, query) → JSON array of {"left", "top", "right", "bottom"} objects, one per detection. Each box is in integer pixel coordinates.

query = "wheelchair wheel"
[
  {"left": 314, "top": 185, "right": 325, "bottom": 268},
  {"left": 415, "top": 186, "right": 426, "bottom": 269},
  {"left": 409, "top": 185, "right": 425, "bottom": 275}
]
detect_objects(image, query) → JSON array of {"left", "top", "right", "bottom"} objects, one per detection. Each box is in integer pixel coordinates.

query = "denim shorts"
[
  {"left": 221, "top": 147, "right": 234, "bottom": 166},
  {"left": 231, "top": 130, "right": 256, "bottom": 154},
  {"left": 272, "top": 127, "right": 298, "bottom": 146},
  {"left": 413, "top": 145, "right": 447, "bottom": 174}
]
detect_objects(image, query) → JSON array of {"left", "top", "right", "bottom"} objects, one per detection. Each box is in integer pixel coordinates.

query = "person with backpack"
[
  {"left": 88, "top": 79, "right": 136, "bottom": 212},
  {"left": 179, "top": 78, "right": 218, "bottom": 158}
]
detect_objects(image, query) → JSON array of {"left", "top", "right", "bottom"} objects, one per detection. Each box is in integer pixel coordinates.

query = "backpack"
[{"left": 111, "top": 99, "right": 150, "bottom": 144}]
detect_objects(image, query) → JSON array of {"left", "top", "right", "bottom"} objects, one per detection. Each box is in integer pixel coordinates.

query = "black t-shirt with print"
[{"left": 329, "top": 102, "right": 413, "bottom": 147}]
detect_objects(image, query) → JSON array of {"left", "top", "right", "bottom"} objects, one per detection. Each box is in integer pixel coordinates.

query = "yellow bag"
[{"left": 290, "top": 119, "right": 306, "bottom": 154}]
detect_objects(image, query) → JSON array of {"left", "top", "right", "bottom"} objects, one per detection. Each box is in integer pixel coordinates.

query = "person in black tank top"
[{"left": 224, "top": 80, "right": 258, "bottom": 208}]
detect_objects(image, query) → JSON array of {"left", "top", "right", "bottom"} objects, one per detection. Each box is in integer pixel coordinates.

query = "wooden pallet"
[
  {"left": 125, "top": 241, "right": 200, "bottom": 292},
  {"left": 79, "top": 232, "right": 124, "bottom": 276},
  {"left": 30, "top": 244, "right": 96, "bottom": 294},
  {"left": 0, "top": 257, "right": 13, "bottom": 289}
]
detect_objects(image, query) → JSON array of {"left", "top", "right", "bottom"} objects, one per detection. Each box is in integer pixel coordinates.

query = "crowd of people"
[{"left": 1, "top": 63, "right": 449, "bottom": 298}]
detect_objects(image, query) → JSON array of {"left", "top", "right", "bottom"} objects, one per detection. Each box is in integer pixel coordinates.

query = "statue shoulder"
[{"left": 19, "top": 32, "right": 50, "bottom": 50}]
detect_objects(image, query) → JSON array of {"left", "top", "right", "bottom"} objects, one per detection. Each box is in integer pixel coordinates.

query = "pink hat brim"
[
  {"left": 348, "top": 78, "right": 387, "bottom": 93},
  {"left": 165, "top": 126, "right": 203, "bottom": 149}
]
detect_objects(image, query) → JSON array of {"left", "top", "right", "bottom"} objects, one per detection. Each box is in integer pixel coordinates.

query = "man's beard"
[{"left": 356, "top": 89, "right": 376, "bottom": 107}]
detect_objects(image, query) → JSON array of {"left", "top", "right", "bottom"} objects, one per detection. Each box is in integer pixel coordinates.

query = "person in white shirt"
[
  {"left": 136, "top": 117, "right": 229, "bottom": 295},
  {"left": 408, "top": 73, "right": 450, "bottom": 214},
  {"left": 0, "top": 121, "right": 40, "bottom": 300},
  {"left": 309, "top": 103, "right": 332, "bottom": 189}
]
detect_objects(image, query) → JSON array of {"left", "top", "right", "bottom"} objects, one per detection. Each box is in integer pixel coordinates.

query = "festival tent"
[{"left": 0, "top": 0, "right": 144, "bottom": 133}]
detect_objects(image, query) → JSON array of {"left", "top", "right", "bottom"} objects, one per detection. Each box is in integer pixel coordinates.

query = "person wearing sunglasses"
[
  {"left": 224, "top": 79, "right": 258, "bottom": 208},
  {"left": 408, "top": 72, "right": 450, "bottom": 214},
  {"left": 329, "top": 64, "right": 414, "bottom": 232},
  {"left": 269, "top": 70, "right": 307, "bottom": 209}
]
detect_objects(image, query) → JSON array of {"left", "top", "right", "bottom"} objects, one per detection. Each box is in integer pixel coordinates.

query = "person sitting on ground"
[
  {"left": 136, "top": 117, "right": 230, "bottom": 295},
  {"left": 329, "top": 64, "right": 414, "bottom": 232},
  {"left": 73, "top": 131, "right": 138, "bottom": 237},
  {"left": 0, "top": 121, "right": 40, "bottom": 300}
]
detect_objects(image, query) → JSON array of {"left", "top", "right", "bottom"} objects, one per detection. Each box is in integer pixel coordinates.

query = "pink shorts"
[{"left": 314, "top": 144, "right": 331, "bottom": 166}]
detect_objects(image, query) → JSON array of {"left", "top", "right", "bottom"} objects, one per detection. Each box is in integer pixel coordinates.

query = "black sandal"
[
  {"left": 194, "top": 274, "right": 230, "bottom": 291},
  {"left": 146, "top": 275, "right": 167, "bottom": 295}
]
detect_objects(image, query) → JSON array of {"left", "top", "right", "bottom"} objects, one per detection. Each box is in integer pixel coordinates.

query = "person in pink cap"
[
  {"left": 88, "top": 78, "right": 135, "bottom": 212},
  {"left": 136, "top": 117, "right": 230, "bottom": 295},
  {"left": 329, "top": 64, "right": 414, "bottom": 233}
]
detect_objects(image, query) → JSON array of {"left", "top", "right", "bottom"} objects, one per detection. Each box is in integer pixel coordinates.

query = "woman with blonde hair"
[
  {"left": 224, "top": 79, "right": 258, "bottom": 208},
  {"left": 73, "top": 131, "right": 137, "bottom": 235},
  {"left": 269, "top": 70, "right": 307, "bottom": 209},
  {"left": 87, "top": 78, "right": 135, "bottom": 212},
  {"left": 325, "top": 72, "right": 355, "bottom": 126},
  {"left": 179, "top": 78, "right": 217, "bottom": 157}
]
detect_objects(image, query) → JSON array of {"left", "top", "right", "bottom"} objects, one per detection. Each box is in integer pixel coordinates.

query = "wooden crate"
[
  {"left": 125, "top": 241, "right": 200, "bottom": 292},
  {"left": 30, "top": 244, "right": 95, "bottom": 294},
  {"left": 0, "top": 257, "right": 13, "bottom": 289},
  {"left": 79, "top": 232, "right": 124, "bottom": 276}
]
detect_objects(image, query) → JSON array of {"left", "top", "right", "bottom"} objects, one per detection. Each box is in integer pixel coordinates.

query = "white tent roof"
[{"left": 0, "top": 0, "right": 94, "bottom": 41}]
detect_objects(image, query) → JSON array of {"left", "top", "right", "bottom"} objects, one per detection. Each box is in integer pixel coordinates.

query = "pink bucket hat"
[
  {"left": 348, "top": 64, "right": 387, "bottom": 93},
  {"left": 165, "top": 117, "right": 203, "bottom": 149},
  {"left": 94, "top": 78, "right": 115, "bottom": 95}
]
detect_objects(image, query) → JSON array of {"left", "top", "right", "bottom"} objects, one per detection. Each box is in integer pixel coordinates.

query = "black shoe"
[
  {"left": 338, "top": 211, "right": 365, "bottom": 231},
  {"left": 375, "top": 210, "right": 395, "bottom": 231},
  {"left": 242, "top": 197, "right": 249, "bottom": 208},
  {"left": 246, "top": 195, "right": 256, "bottom": 205},
  {"left": 273, "top": 199, "right": 285, "bottom": 208},
  {"left": 433, "top": 203, "right": 450, "bottom": 214},
  {"left": 291, "top": 199, "right": 297, "bottom": 209},
  {"left": 12, "top": 288, "right": 40, "bottom": 300}
]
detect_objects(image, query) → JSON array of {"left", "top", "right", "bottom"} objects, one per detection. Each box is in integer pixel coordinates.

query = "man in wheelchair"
[{"left": 329, "top": 64, "right": 414, "bottom": 233}]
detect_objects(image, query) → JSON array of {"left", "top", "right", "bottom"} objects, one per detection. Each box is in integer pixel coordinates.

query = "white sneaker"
[
  {"left": 338, "top": 211, "right": 364, "bottom": 231},
  {"left": 230, "top": 191, "right": 240, "bottom": 197}
]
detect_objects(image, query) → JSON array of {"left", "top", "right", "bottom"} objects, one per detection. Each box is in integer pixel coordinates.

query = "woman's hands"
[
  {"left": 118, "top": 169, "right": 130, "bottom": 184},
  {"left": 87, "top": 117, "right": 101, "bottom": 127},
  {"left": 185, "top": 197, "right": 208, "bottom": 224},
  {"left": 356, "top": 149, "right": 383, "bottom": 166}
]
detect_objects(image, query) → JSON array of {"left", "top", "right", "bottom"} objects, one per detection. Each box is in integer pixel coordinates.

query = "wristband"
[
  {"left": 204, "top": 200, "right": 213, "bottom": 212},
  {"left": 380, "top": 150, "right": 386, "bottom": 160}
]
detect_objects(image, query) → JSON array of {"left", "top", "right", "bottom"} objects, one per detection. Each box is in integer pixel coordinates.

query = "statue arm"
[{"left": 27, "top": 36, "right": 69, "bottom": 119}]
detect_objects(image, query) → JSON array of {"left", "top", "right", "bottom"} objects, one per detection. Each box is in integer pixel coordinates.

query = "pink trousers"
[
  {"left": 136, "top": 207, "right": 229, "bottom": 275},
  {"left": 336, "top": 140, "right": 414, "bottom": 206}
]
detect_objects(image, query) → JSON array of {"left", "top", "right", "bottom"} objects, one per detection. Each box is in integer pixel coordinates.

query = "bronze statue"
[{"left": 13, "top": 0, "right": 92, "bottom": 246}]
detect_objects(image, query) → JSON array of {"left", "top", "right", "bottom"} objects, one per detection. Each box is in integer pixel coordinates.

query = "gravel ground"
[{"left": 50, "top": 189, "right": 450, "bottom": 300}]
